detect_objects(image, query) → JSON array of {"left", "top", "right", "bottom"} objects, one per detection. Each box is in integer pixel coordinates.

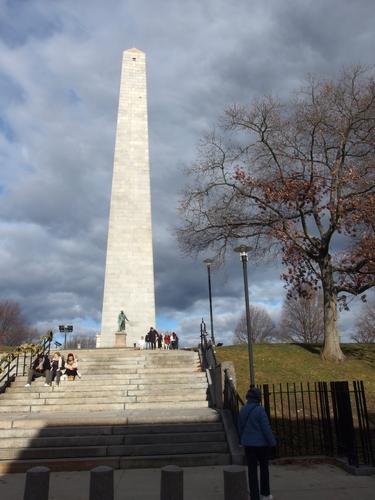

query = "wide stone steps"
[
  {"left": 13, "top": 372, "right": 206, "bottom": 384},
  {"left": 0, "top": 393, "right": 207, "bottom": 406},
  {"left": 0, "top": 420, "right": 230, "bottom": 472},
  {"left": 0, "top": 421, "right": 224, "bottom": 437},
  {"left": 1, "top": 388, "right": 207, "bottom": 400},
  {"left": 0, "top": 441, "right": 227, "bottom": 461},
  {"left": 0, "top": 349, "right": 231, "bottom": 471},
  {"left": 0, "top": 431, "right": 226, "bottom": 449},
  {"left": 0, "top": 400, "right": 209, "bottom": 413}
]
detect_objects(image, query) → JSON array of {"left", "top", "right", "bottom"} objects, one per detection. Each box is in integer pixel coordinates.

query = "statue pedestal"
[{"left": 115, "top": 332, "right": 127, "bottom": 347}]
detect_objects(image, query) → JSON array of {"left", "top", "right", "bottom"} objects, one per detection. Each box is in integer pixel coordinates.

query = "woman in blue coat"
[{"left": 238, "top": 387, "right": 276, "bottom": 500}]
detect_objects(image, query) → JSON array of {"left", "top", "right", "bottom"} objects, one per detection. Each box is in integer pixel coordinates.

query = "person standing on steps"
[
  {"left": 25, "top": 353, "right": 51, "bottom": 387},
  {"left": 147, "top": 327, "right": 157, "bottom": 350},
  {"left": 157, "top": 331, "right": 163, "bottom": 349},
  {"left": 171, "top": 332, "right": 178, "bottom": 349},
  {"left": 238, "top": 387, "right": 276, "bottom": 500},
  {"left": 164, "top": 333, "right": 170, "bottom": 350}
]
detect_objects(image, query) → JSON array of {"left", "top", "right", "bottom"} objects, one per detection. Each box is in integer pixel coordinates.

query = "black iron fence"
[
  {"left": 0, "top": 332, "right": 53, "bottom": 394},
  {"left": 222, "top": 370, "right": 374, "bottom": 467}
]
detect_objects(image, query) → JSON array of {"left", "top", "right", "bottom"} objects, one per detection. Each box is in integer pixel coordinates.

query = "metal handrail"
[
  {"left": 198, "top": 320, "right": 223, "bottom": 408},
  {"left": 0, "top": 332, "right": 53, "bottom": 394},
  {"left": 223, "top": 368, "right": 244, "bottom": 428}
]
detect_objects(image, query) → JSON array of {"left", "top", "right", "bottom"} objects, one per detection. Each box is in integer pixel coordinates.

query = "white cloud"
[{"left": 0, "top": 0, "right": 374, "bottom": 342}]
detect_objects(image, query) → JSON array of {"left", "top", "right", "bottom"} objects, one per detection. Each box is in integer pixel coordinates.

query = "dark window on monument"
[{"left": 132, "top": 57, "right": 136, "bottom": 61}]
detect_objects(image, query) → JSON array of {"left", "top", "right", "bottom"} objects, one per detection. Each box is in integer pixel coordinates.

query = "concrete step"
[
  {"left": 0, "top": 400, "right": 209, "bottom": 413},
  {"left": 136, "top": 368, "right": 202, "bottom": 374},
  {"left": 0, "top": 393, "right": 206, "bottom": 406},
  {"left": 135, "top": 393, "right": 207, "bottom": 403},
  {"left": 5, "top": 379, "right": 207, "bottom": 394},
  {"left": 0, "top": 403, "right": 126, "bottom": 413},
  {"left": 123, "top": 431, "right": 226, "bottom": 445},
  {"left": 0, "top": 396, "right": 138, "bottom": 406},
  {"left": 0, "top": 435, "right": 123, "bottom": 449},
  {"left": 124, "top": 401, "right": 209, "bottom": 410},
  {"left": 2, "top": 386, "right": 207, "bottom": 399},
  {"left": 12, "top": 373, "right": 206, "bottom": 386},
  {"left": 6, "top": 384, "right": 140, "bottom": 393},
  {"left": 0, "top": 407, "right": 220, "bottom": 429},
  {"left": 0, "top": 422, "right": 224, "bottom": 439},
  {"left": 135, "top": 382, "right": 207, "bottom": 390},
  {"left": 0, "top": 431, "right": 225, "bottom": 449},
  {"left": 0, "top": 452, "right": 231, "bottom": 473},
  {"left": 0, "top": 441, "right": 228, "bottom": 460}
]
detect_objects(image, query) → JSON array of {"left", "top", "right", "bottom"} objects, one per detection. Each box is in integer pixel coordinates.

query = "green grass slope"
[{"left": 216, "top": 343, "right": 375, "bottom": 420}]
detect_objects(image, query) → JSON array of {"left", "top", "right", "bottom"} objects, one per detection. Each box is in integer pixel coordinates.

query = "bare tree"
[
  {"left": 352, "top": 299, "right": 375, "bottom": 343},
  {"left": 178, "top": 66, "right": 375, "bottom": 362},
  {"left": 279, "top": 292, "right": 324, "bottom": 343},
  {"left": 234, "top": 305, "right": 276, "bottom": 343},
  {"left": 66, "top": 335, "right": 96, "bottom": 349},
  {"left": 0, "top": 300, "right": 36, "bottom": 346}
]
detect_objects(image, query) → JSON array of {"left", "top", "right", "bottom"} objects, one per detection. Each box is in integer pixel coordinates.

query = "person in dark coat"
[
  {"left": 238, "top": 387, "right": 276, "bottom": 500},
  {"left": 145, "top": 332, "right": 150, "bottom": 349},
  {"left": 25, "top": 354, "right": 51, "bottom": 387},
  {"left": 157, "top": 332, "right": 163, "bottom": 349},
  {"left": 147, "top": 327, "right": 157, "bottom": 350}
]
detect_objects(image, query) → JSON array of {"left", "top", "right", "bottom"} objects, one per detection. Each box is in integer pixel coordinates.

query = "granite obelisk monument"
[{"left": 100, "top": 48, "right": 155, "bottom": 347}]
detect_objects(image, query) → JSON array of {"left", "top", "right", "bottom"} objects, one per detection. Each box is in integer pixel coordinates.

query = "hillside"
[{"left": 216, "top": 343, "right": 375, "bottom": 421}]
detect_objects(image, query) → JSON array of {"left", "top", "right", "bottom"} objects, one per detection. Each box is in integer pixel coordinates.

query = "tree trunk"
[{"left": 320, "top": 260, "right": 346, "bottom": 362}]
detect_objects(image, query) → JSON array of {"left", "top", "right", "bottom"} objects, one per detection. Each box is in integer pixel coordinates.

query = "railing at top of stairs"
[{"left": 0, "top": 330, "right": 53, "bottom": 394}]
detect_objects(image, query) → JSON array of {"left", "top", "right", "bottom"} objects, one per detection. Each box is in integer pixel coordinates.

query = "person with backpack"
[{"left": 238, "top": 387, "right": 276, "bottom": 500}]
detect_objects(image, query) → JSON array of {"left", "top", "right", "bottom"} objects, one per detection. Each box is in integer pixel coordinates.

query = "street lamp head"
[
  {"left": 233, "top": 245, "right": 253, "bottom": 258},
  {"left": 203, "top": 258, "right": 214, "bottom": 267}
]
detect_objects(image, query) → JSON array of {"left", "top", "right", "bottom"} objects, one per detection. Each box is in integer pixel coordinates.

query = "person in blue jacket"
[{"left": 238, "top": 387, "right": 276, "bottom": 500}]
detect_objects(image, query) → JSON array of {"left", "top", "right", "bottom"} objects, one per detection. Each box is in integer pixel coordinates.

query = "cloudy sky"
[{"left": 0, "top": 0, "right": 374, "bottom": 345}]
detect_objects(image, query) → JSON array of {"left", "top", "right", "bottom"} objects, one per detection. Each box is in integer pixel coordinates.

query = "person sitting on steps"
[
  {"left": 25, "top": 353, "right": 51, "bottom": 387},
  {"left": 46, "top": 351, "right": 64, "bottom": 386},
  {"left": 64, "top": 352, "right": 81, "bottom": 380}
]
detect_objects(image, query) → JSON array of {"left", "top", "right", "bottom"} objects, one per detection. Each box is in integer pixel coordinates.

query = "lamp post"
[
  {"left": 59, "top": 325, "right": 73, "bottom": 350},
  {"left": 203, "top": 258, "right": 215, "bottom": 345},
  {"left": 233, "top": 245, "right": 255, "bottom": 387}
]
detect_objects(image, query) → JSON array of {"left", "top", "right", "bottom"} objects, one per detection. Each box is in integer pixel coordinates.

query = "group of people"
[
  {"left": 25, "top": 351, "right": 80, "bottom": 387},
  {"left": 138, "top": 328, "right": 179, "bottom": 350}
]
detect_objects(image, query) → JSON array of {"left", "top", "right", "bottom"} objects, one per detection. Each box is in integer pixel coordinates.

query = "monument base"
[{"left": 115, "top": 332, "right": 127, "bottom": 347}]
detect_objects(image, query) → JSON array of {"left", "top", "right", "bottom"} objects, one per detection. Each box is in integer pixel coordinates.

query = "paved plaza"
[{"left": 0, "top": 463, "right": 374, "bottom": 500}]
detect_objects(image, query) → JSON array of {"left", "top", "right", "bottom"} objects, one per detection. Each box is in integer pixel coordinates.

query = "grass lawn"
[{"left": 216, "top": 343, "right": 375, "bottom": 422}]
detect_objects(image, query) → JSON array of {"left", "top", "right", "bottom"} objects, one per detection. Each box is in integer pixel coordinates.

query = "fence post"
[
  {"left": 223, "top": 465, "right": 248, "bottom": 500},
  {"left": 89, "top": 466, "right": 114, "bottom": 500},
  {"left": 160, "top": 465, "right": 183, "bottom": 500},
  {"left": 23, "top": 466, "right": 50, "bottom": 500}
]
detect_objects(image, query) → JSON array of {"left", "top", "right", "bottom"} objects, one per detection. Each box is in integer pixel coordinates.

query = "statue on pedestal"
[{"left": 118, "top": 310, "right": 129, "bottom": 332}]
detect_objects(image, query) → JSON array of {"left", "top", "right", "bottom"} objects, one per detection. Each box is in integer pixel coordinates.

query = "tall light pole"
[
  {"left": 203, "top": 258, "right": 215, "bottom": 344},
  {"left": 233, "top": 245, "right": 255, "bottom": 387},
  {"left": 59, "top": 325, "right": 73, "bottom": 350}
]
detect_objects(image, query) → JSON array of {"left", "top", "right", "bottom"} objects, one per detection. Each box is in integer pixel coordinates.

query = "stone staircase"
[{"left": 0, "top": 348, "right": 230, "bottom": 472}]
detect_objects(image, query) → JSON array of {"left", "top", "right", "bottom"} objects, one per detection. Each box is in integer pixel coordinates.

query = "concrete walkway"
[{"left": 0, "top": 463, "right": 374, "bottom": 500}]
